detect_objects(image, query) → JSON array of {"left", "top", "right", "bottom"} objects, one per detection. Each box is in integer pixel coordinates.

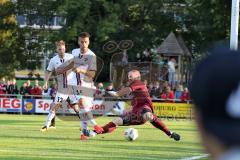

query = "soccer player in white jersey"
[
  {"left": 71, "top": 32, "right": 103, "bottom": 140},
  {"left": 40, "top": 40, "right": 79, "bottom": 132}
]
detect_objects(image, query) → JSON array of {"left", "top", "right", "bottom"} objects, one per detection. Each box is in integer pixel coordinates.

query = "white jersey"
[
  {"left": 168, "top": 60, "right": 176, "bottom": 72},
  {"left": 72, "top": 48, "right": 97, "bottom": 85},
  {"left": 47, "top": 53, "right": 76, "bottom": 90}
]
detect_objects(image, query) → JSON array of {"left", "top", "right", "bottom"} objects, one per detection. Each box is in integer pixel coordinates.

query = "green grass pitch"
[{"left": 0, "top": 114, "right": 208, "bottom": 160}]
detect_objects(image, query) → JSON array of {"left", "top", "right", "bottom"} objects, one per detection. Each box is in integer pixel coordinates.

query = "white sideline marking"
[{"left": 180, "top": 154, "right": 209, "bottom": 160}]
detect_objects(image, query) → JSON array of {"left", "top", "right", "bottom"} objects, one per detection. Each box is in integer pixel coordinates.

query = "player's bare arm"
[
  {"left": 55, "top": 60, "right": 74, "bottom": 75},
  {"left": 73, "top": 67, "right": 96, "bottom": 78},
  {"left": 43, "top": 70, "right": 52, "bottom": 90},
  {"left": 108, "top": 87, "right": 131, "bottom": 97}
]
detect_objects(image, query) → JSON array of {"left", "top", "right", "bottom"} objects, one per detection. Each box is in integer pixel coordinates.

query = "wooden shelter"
[{"left": 157, "top": 32, "right": 191, "bottom": 83}]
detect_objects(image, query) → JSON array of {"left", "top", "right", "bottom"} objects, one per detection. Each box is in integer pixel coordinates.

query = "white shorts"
[
  {"left": 54, "top": 82, "right": 95, "bottom": 111},
  {"left": 53, "top": 86, "right": 80, "bottom": 104},
  {"left": 78, "top": 81, "right": 95, "bottom": 98},
  {"left": 78, "top": 81, "right": 95, "bottom": 113},
  {"left": 79, "top": 97, "right": 93, "bottom": 113}
]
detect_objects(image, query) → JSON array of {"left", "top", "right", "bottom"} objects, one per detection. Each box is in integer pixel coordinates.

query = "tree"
[
  {"left": 16, "top": 0, "right": 64, "bottom": 70},
  {"left": 110, "top": 0, "right": 181, "bottom": 60},
  {"left": 0, "top": 0, "right": 23, "bottom": 78},
  {"left": 56, "top": 0, "right": 184, "bottom": 81},
  {"left": 184, "top": 0, "right": 231, "bottom": 55},
  {"left": 55, "top": 0, "right": 125, "bottom": 81},
  {"left": 5, "top": 0, "right": 230, "bottom": 81}
]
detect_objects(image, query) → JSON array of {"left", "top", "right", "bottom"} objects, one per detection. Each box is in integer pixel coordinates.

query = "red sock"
[
  {"left": 150, "top": 115, "right": 171, "bottom": 136},
  {"left": 102, "top": 122, "right": 116, "bottom": 134}
]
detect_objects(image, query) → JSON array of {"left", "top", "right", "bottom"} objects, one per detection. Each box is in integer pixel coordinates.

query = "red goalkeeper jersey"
[{"left": 129, "top": 80, "right": 153, "bottom": 112}]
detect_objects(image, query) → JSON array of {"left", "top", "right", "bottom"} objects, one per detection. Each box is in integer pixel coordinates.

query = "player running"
[
  {"left": 97, "top": 70, "right": 181, "bottom": 141},
  {"left": 40, "top": 40, "right": 80, "bottom": 132},
  {"left": 71, "top": 32, "right": 103, "bottom": 140}
]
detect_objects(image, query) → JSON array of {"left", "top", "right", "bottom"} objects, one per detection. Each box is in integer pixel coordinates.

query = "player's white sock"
[
  {"left": 45, "top": 110, "right": 55, "bottom": 128},
  {"left": 86, "top": 112, "right": 97, "bottom": 126},
  {"left": 80, "top": 121, "right": 88, "bottom": 130},
  {"left": 88, "top": 119, "right": 97, "bottom": 126}
]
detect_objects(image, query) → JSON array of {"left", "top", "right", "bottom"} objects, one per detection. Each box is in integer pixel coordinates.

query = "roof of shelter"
[{"left": 157, "top": 32, "right": 191, "bottom": 57}]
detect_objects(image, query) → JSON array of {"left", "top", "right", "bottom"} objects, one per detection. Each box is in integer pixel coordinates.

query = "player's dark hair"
[
  {"left": 55, "top": 40, "right": 65, "bottom": 46},
  {"left": 78, "top": 32, "right": 91, "bottom": 38}
]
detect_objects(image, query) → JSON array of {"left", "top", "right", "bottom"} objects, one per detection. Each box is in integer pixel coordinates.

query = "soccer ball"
[{"left": 124, "top": 128, "right": 138, "bottom": 141}]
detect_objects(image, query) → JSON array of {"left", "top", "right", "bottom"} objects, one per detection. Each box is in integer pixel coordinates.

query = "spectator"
[
  {"left": 161, "top": 80, "right": 169, "bottom": 93},
  {"left": 95, "top": 82, "right": 105, "bottom": 98},
  {"left": 150, "top": 81, "right": 161, "bottom": 99},
  {"left": 159, "top": 54, "right": 166, "bottom": 66},
  {"left": 175, "top": 83, "right": 183, "bottom": 101},
  {"left": 143, "top": 79, "right": 148, "bottom": 87},
  {"left": 0, "top": 80, "right": 6, "bottom": 97},
  {"left": 34, "top": 80, "right": 39, "bottom": 86},
  {"left": 105, "top": 83, "right": 116, "bottom": 97},
  {"left": 20, "top": 83, "right": 29, "bottom": 98},
  {"left": 26, "top": 80, "right": 32, "bottom": 95},
  {"left": 1, "top": 77, "right": 6, "bottom": 84},
  {"left": 147, "top": 82, "right": 153, "bottom": 92},
  {"left": 180, "top": 87, "right": 191, "bottom": 103},
  {"left": 6, "top": 79, "right": 19, "bottom": 96},
  {"left": 160, "top": 86, "right": 174, "bottom": 102},
  {"left": 42, "top": 82, "right": 51, "bottom": 98},
  {"left": 168, "top": 58, "right": 177, "bottom": 89},
  {"left": 30, "top": 80, "right": 42, "bottom": 99},
  {"left": 106, "top": 83, "right": 115, "bottom": 92},
  {"left": 49, "top": 83, "right": 57, "bottom": 100},
  {"left": 5, "top": 80, "right": 11, "bottom": 94},
  {"left": 136, "top": 53, "right": 141, "bottom": 62},
  {"left": 42, "top": 88, "right": 50, "bottom": 97},
  {"left": 190, "top": 48, "right": 240, "bottom": 160},
  {"left": 142, "top": 49, "right": 152, "bottom": 62}
]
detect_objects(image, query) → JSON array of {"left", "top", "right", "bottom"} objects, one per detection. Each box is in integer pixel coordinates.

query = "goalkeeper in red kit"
[{"left": 97, "top": 70, "right": 180, "bottom": 141}]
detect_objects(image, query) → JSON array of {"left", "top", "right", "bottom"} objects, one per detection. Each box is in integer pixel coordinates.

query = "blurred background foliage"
[{"left": 0, "top": 0, "right": 231, "bottom": 80}]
